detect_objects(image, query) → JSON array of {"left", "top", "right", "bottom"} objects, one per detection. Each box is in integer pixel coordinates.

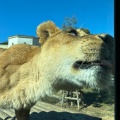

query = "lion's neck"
[{"left": 21, "top": 53, "right": 59, "bottom": 103}]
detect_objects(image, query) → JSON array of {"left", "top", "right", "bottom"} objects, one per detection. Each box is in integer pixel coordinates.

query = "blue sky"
[{"left": 0, "top": 0, "right": 114, "bottom": 43}]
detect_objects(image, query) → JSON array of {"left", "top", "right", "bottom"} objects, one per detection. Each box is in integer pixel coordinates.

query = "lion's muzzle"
[{"left": 73, "top": 60, "right": 112, "bottom": 70}]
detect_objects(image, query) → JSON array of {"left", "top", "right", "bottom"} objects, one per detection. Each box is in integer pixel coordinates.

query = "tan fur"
[
  {"left": 0, "top": 21, "right": 114, "bottom": 120},
  {"left": 36, "top": 21, "right": 59, "bottom": 45},
  {"left": 0, "top": 48, "right": 6, "bottom": 55}
]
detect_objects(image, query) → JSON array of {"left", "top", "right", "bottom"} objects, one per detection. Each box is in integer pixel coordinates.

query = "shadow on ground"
[
  {"left": 81, "top": 89, "right": 114, "bottom": 107},
  {"left": 4, "top": 111, "right": 102, "bottom": 120},
  {"left": 29, "top": 111, "right": 102, "bottom": 120}
]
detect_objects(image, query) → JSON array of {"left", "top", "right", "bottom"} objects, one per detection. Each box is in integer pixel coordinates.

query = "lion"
[
  {"left": 0, "top": 21, "right": 114, "bottom": 120},
  {"left": 0, "top": 48, "right": 6, "bottom": 55}
]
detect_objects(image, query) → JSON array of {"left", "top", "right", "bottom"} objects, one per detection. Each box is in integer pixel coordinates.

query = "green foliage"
[
  {"left": 62, "top": 17, "right": 90, "bottom": 34},
  {"left": 82, "top": 88, "right": 114, "bottom": 106},
  {"left": 62, "top": 16, "right": 77, "bottom": 30}
]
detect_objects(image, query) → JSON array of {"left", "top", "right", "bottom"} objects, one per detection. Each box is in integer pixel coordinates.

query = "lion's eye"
[{"left": 68, "top": 29, "right": 78, "bottom": 36}]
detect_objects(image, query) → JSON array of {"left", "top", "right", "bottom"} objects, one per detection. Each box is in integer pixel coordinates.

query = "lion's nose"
[
  {"left": 81, "top": 41, "right": 102, "bottom": 54},
  {"left": 80, "top": 39, "right": 109, "bottom": 60}
]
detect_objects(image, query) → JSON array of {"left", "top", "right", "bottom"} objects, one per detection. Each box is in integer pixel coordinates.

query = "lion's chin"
[
  {"left": 72, "top": 64, "right": 113, "bottom": 90},
  {"left": 53, "top": 59, "right": 113, "bottom": 91}
]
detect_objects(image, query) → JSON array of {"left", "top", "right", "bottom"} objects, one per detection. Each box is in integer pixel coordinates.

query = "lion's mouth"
[{"left": 73, "top": 60, "right": 112, "bottom": 69}]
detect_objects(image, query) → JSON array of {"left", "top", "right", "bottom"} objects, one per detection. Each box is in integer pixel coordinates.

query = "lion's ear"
[{"left": 36, "top": 21, "right": 59, "bottom": 45}]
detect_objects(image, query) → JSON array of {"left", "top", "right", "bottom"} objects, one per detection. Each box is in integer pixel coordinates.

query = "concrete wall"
[
  {"left": 8, "top": 36, "right": 40, "bottom": 48},
  {"left": 18, "top": 37, "right": 33, "bottom": 45},
  {"left": 8, "top": 37, "right": 18, "bottom": 47}
]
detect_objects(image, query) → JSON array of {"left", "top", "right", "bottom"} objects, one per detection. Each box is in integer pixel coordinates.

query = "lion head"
[{"left": 36, "top": 21, "right": 114, "bottom": 91}]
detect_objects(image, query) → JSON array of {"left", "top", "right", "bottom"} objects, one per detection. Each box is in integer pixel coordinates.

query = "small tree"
[
  {"left": 62, "top": 17, "right": 90, "bottom": 34},
  {"left": 62, "top": 16, "right": 77, "bottom": 30}
]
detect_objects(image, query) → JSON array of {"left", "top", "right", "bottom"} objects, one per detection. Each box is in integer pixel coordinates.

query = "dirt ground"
[
  {"left": 55, "top": 102, "right": 114, "bottom": 120},
  {"left": 43, "top": 88, "right": 115, "bottom": 120}
]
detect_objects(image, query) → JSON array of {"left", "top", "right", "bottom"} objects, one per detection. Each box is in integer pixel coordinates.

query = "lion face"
[{"left": 37, "top": 21, "right": 114, "bottom": 90}]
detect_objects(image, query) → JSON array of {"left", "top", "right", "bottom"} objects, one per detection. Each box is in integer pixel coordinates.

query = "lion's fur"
[
  {"left": 0, "top": 48, "right": 6, "bottom": 55},
  {"left": 36, "top": 21, "right": 59, "bottom": 45},
  {"left": 0, "top": 21, "right": 114, "bottom": 119}
]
